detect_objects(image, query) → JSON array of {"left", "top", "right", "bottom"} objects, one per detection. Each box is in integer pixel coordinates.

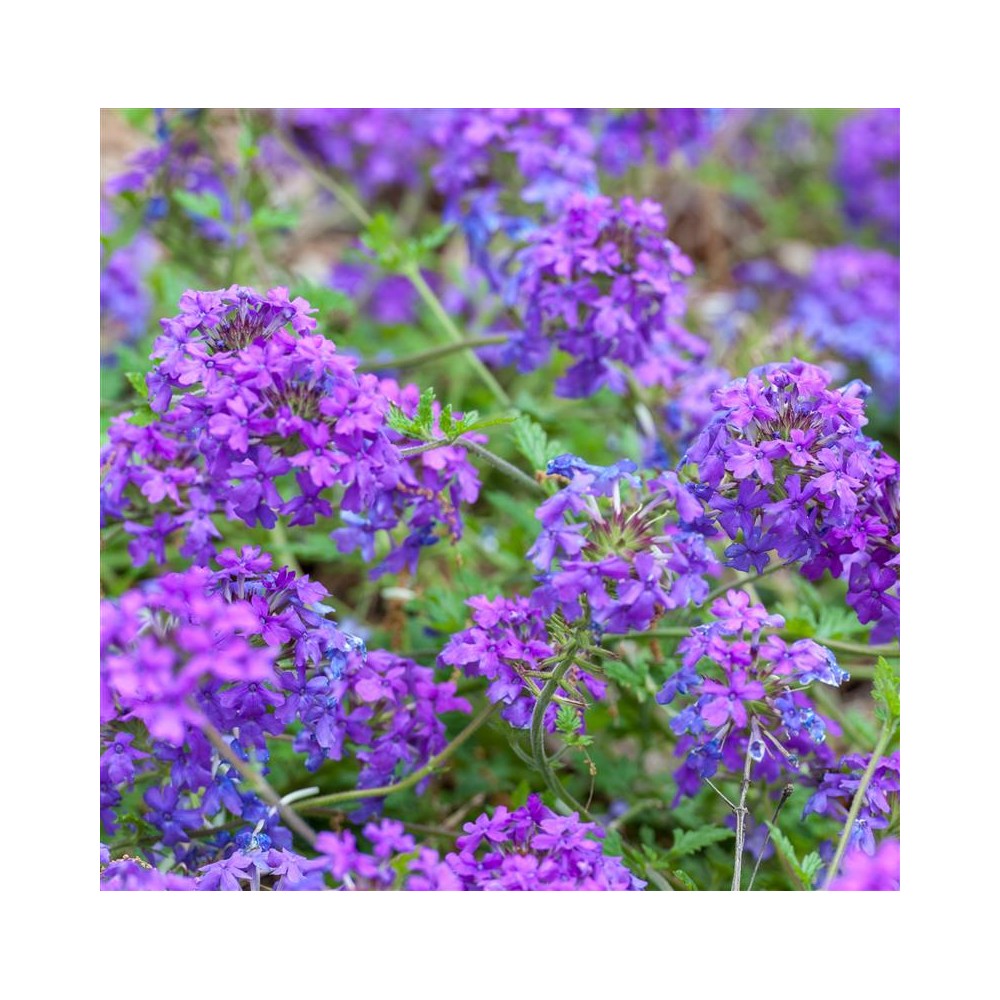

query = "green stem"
[
  {"left": 528, "top": 646, "right": 593, "bottom": 819},
  {"left": 460, "top": 439, "right": 546, "bottom": 496},
  {"left": 401, "top": 263, "right": 512, "bottom": 406},
  {"left": 821, "top": 638, "right": 900, "bottom": 658},
  {"left": 616, "top": 627, "right": 898, "bottom": 661},
  {"left": 296, "top": 703, "right": 498, "bottom": 812},
  {"left": 274, "top": 130, "right": 372, "bottom": 227},
  {"left": 821, "top": 718, "right": 896, "bottom": 889},
  {"left": 277, "top": 128, "right": 510, "bottom": 405},
  {"left": 357, "top": 335, "right": 510, "bottom": 373}
]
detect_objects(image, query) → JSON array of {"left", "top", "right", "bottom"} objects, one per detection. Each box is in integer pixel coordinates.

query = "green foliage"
[
  {"left": 555, "top": 704, "right": 592, "bottom": 748},
  {"left": 766, "top": 822, "right": 824, "bottom": 890},
  {"left": 172, "top": 189, "right": 223, "bottom": 220},
  {"left": 387, "top": 386, "right": 515, "bottom": 445},
  {"left": 873, "top": 656, "right": 901, "bottom": 730},
  {"left": 667, "top": 825, "right": 735, "bottom": 860}
]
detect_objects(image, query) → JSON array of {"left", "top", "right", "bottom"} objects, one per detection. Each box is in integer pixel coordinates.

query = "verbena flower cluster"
[
  {"left": 826, "top": 837, "right": 900, "bottom": 891},
  {"left": 660, "top": 591, "right": 842, "bottom": 797},
  {"left": 446, "top": 794, "right": 642, "bottom": 890},
  {"left": 804, "top": 750, "right": 900, "bottom": 855},
  {"left": 102, "top": 799, "right": 641, "bottom": 891},
  {"left": 101, "top": 286, "right": 479, "bottom": 574},
  {"left": 100, "top": 109, "right": 901, "bottom": 892},
  {"left": 594, "top": 109, "right": 718, "bottom": 175},
  {"left": 530, "top": 456, "right": 717, "bottom": 632},
  {"left": 834, "top": 108, "right": 900, "bottom": 243},
  {"left": 101, "top": 550, "right": 470, "bottom": 863},
  {"left": 790, "top": 247, "right": 900, "bottom": 407},
  {"left": 684, "top": 359, "right": 900, "bottom": 640},
  {"left": 106, "top": 112, "right": 237, "bottom": 244},
  {"left": 510, "top": 193, "right": 706, "bottom": 397}
]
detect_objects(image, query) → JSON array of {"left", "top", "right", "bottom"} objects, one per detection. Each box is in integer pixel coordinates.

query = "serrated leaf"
[
  {"left": 555, "top": 704, "right": 581, "bottom": 736},
  {"left": 172, "top": 189, "right": 222, "bottom": 220},
  {"left": 414, "top": 387, "right": 436, "bottom": 433},
  {"left": 439, "top": 404, "right": 455, "bottom": 438},
  {"left": 667, "top": 825, "right": 735, "bottom": 859},
  {"left": 766, "top": 822, "right": 818, "bottom": 890},
  {"left": 511, "top": 415, "right": 549, "bottom": 471},
  {"left": 873, "top": 656, "right": 900, "bottom": 729},
  {"left": 464, "top": 413, "right": 516, "bottom": 433}
]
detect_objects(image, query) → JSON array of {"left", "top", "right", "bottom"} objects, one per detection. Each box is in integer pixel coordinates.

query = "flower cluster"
[
  {"left": 660, "top": 591, "right": 843, "bottom": 798},
  {"left": 510, "top": 194, "right": 706, "bottom": 397},
  {"left": 789, "top": 248, "right": 900, "bottom": 407},
  {"left": 100, "top": 564, "right": 278, "bottom": 745},
  {"left": 804, "top": 750, "right": 900, "bottom": 854},
  {"left": 529, "top": 456, "right": 718, "bottom": 633},
  {"left": 429, "top": 109, "right": 598, "bottom": 248},
  {"left": 834, "top": 109, "right": 900, "bottom": 243},
  {"left": 101, "top": 550, "right": 470, "bottom": 857},
  {"left": 684, "top": 359, "right": 900, "bottom": 640},
  {"left": 594, "top": 108, "right": 719, "bottom": 175},
  {"left": 446, "top": 794, "right": 642, "bottom": 890},
  {"left": 438, "top": 594, "right": 592, "bottom": 730},
  {"left": 103, "top": 801, "right": 642, "bottom": 891},
  {"left": 101, "top": 286, "right": 476, "bottom": 574},
  {"left": 105, "top": 112, "right": 237, "bottom": 244},
  {"left": 277, "top": 108, "right": 443, "bottom": 200},
  {"left": 331, "top": 378, "right": 482, "bottom": 577},
  {"left": 827, "top": 838, "right": 900, "bottom": 891},
  {"left": 100, "top": 205, "right": 157, "bottom": 346}
]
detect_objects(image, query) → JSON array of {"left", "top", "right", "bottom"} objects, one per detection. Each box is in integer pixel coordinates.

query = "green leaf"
[
  {"left": 172, "top": 189, "right": 222, "bottom": 220},
  {"left": 416, "top": 223, "right": 455, "bottom": 253},
  {"left": 766, "top": 822, "right": 819, "bottom": 889},
  {"left": 414, "top": 387, "right": 436, "bottom": 433},
  {"left": 667, "top": 825, "right": 735, "bottom": 859},
  {"left": 361, "top": 213, "right": 406, "bottom": 270},
  {"left": 124, "top": 372, "right": 148, "bottom": 398},
  {"left": 120, "top": 109, "right": 153, "bottom": 129},
  {"left": 873, "top": 656, "right": 900, "bottom": 729},
  {"left": 251, "top": 206, "right": 299, "bottom": 232},
  {"left": 671, "top": 869, "right": 699, "bottom": 891},
  {"left": 290, "top": 284, "right": 355, "bottom": 317},
  {"left": 602, "top": 829, "right": 624, "bottom": 858},
  {"left": 126, "top": 406, "right": 159, "bottom": 427},
  {"left": 510, "top": 415, "right": 550, "bottom": 471}
]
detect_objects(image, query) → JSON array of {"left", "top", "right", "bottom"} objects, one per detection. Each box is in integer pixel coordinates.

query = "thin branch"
[
  {"left": 357, "top": 335, "right": 510, "bottom": 373},
  {"left": 295, "top": 702, "right": 498, "bottom": 812},
  {"left": 747, "top": 783, "right": 794, "bottom": 890},
  {"left": 821, "top": 718, "right": 896, "bottom": 889},
  {"left": 200, "top": 716, "right": 316, "bottom": 847}
]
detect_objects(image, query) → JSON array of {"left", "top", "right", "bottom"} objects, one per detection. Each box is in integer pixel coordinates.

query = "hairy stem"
[
  {"left": 401, "top": 263, "right": 512, "bottom": 407},
  {"left": 528, "top": 646, "right": 593, "bottom": 820},
  {"left": 821, "top": 717, "right": 896, "bottom": 889},
  {"left": 459, "top": 438, "right": 546, "bottom": 496},
  {"left": 732, "top": 740, "right": 755, "bottom": 891}
]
